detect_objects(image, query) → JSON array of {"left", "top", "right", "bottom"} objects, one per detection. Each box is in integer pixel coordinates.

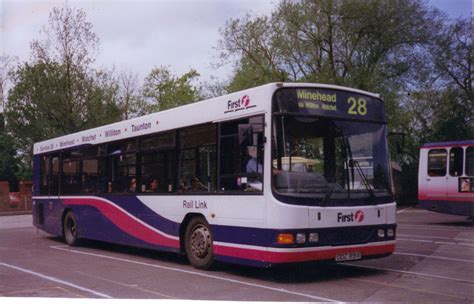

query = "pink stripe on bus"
[{"left": 64, "top": 198, "right": 180, "bottom": 248}]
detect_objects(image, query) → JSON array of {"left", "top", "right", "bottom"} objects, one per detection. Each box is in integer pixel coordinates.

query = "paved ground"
[{"left": 0, "top": 207, "right": 473, "bottom": 302}]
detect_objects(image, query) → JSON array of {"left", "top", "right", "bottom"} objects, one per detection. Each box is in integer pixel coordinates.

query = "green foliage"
[
  {"left": 220, "top": 0, "right": 439, "bottom": 95},
  {"left": 143, "top": 66, "right": 202, "bottom": 111},
  {"left": 6, "top": 60, "right": 121, "bottom": 155},
  {"left": 0, "top": 113, "right": 27, "bottom": 187}
]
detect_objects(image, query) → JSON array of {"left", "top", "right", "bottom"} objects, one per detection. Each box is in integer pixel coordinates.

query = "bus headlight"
[
  {"left": 296, "top": 233, "right": 306, "bottom": 244},
  {"left": 309, "top": 232, "right": 319, "bottom": 243},
  {"left": 377, "top": 229, "right": 385, "bottom": 238},
  {"left": 387, "top": 228, "right": 394, "bottom": 237}
]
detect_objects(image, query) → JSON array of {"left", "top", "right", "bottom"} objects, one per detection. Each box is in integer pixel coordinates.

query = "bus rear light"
[
  {"left": 296, "top": 233, "right": 306, "bottom": 244},
  {"left": 277, "top": 233, "right": 294, "bottom": 244},
  {"left": 387, "top": 228, "right": 394, "bottom": 237},
  {"left": 377, "top": 229, "right": 385, "bottom": 238},
  {"left": 309, "top": 232, "right": 319, "bottom": 243}
]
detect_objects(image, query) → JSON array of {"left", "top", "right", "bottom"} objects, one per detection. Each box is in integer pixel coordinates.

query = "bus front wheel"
[
  {"left": 184, "top": 217, "right": 214, "bottom": 269},
  {"left": 63, "top": 211, "right": 79, "bottom": 246}
]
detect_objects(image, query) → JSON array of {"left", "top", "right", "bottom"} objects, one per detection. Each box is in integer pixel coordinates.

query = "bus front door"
[{"left": 425, "top": 148, "right": 448, "bottom": 201}]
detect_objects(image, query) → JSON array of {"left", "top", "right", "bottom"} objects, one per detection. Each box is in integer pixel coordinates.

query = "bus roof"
[
  {"left": 33, "top": 82, "right": 382, "bottom": 155},
  {"left": 421, "top": 140, "right": 474, "bottom": 149}
]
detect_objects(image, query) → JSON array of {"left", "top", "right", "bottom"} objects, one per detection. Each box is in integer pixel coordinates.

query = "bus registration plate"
[{"left": 335, "top": 251, "right": 361, "bottom": 262}]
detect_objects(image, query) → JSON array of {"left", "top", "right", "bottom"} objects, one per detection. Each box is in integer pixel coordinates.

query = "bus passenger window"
[
  {"left": 449, "top": 147, "right": 463, "bottom": 176},
  {"left": 178, "top": 124, "right": 217, "bottom": 193},
  {"left": 466, "top": 147, "right": 474, "bottom": 176},
  {"left": 40, "top": 155, "right": 49, "bottom": 195},
  {"left": 428, "top": 149, "right": 447, "bottom": 177},
  {"left": 219, "top": 115, "right": 264, "bottom": 192}
]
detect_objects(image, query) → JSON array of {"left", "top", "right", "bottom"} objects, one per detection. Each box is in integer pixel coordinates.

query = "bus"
[
  {"left": 32, "top": 82, "right": 396, "bottom": 269},
  {"left": 418, "top": 140, "right": 474, "bottom": 217}
]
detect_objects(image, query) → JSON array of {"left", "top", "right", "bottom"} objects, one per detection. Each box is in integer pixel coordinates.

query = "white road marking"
[
  {"left": 398, "top": 238, "right": 433, "bottom": 243},
  {"left": 0, "top": 262, "right": 112, "bottom": 298},
  {"left": 341, "top": 263, "right": 474, "bottom": 284},
  {"left": 434, "top": 241, "right": 456, "bottom": 245},
  {"left": 394, "top": 252, "right": 474, "bottom": 263},
  {"left": 76, "top": 270, "right": 174, "bottom": 299},
  {"left": 398, "top": 224, "right": 474, "bottom": 232},
  {"left": 50, "top": 245, "right": 338, "bottom": 302},
  {"left": 397, "top": 233, "right": 474, "bottom": 243},
  {"left": 397, "top": 237, "right": 474, "bottom": 248},
  {"left": 397, "top": 207, "right": 412, "bottom": 214}
]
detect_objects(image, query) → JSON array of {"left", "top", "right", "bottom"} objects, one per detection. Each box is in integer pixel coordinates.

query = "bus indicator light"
[{"left": 277, "top": 233, "right": 294, "bottom": 244}]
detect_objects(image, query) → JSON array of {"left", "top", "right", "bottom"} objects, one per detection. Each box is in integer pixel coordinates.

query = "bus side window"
[
  {"left": 40, "top": 155, "right": 50, "bottom": 196},
  {"left": 178, "top": 124, "right": 217, "bottom": 193},
  {"left": 427, "top": 149, "right": 447, "bottom": 177},
  {"left": 449, "top": 147, "right": 463, "bottom": 177},
  {"left": 219, "top": 115, "right": 264, "bottom": 192},
  {"left": 48, "top": 154, "right": 60, "bottom": 195},
  {"left": 466, "top": 147, "right": 474, "bottom": 176}
]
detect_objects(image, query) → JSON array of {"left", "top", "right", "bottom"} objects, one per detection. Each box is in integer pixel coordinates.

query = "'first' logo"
[
  {"left": 337, "top": 210, "right": 365, "bottom": 223},
  {"left": 225, "top": 95, "right": 255, "bottom": 114}
]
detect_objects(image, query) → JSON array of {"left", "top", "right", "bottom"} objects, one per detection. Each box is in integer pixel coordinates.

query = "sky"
[{"left": 0, "top": 0, "right": 472, "bottom": 85}]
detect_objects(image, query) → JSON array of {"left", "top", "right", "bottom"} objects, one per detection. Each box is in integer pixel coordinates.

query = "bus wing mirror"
[{"left": 389, "top": 132, "right": 406, "bottom": 155}]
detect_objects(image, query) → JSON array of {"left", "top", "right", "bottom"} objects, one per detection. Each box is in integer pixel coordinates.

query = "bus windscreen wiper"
[
  {"left": 322, "top": 135, "right": 350, "bottom": 205},
  {"left": 340, "top": 135, "right": 375, "bottom": 202},
  {"left": 349, "top": 159, "right": 376, "bottom": 201}
]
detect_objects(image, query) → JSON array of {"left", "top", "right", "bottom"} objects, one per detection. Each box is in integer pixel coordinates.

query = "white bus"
[
  {"left": 418, "top": 141, "right": 474, "bottom": 217},
  {"left": 32, "top": 82, "right": 396, "bottom": 269}
]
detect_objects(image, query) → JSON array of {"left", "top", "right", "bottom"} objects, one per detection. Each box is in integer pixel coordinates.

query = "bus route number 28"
[{"left": 347, "top": 97, "right": 367, "bottom": 116}]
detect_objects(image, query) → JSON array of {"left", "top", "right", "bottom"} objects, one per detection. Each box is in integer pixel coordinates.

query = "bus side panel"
[
  {"left": 418, "top": 146, "right": 474, "bottom": 217},
  {"left": 73, "top": 203, "right": 180, "bottom": 253},
  {"left": 32, "top": 198, "right": 65, "bottom": 237},
  {"left": 62, "top": 196, "right": 181, "bottom": 252},
  {"left": 418, "top": 199, "right": 474, "bottom": 217}
]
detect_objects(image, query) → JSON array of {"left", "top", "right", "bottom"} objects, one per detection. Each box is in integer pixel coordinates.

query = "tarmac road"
[{"left": 0, "top": 207, "right": 473, "bottom": 302}]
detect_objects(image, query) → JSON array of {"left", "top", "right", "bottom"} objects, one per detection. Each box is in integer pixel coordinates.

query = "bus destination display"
[{"left": 273, "top": 88, "right": 386, "bottom": 122}]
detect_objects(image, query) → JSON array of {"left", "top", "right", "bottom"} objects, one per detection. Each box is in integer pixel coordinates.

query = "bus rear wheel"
[
  {"left": 63, "top": 211, "right": 79, "bottom": 246},
  {"left": 184, "top": 217, "right": 214, "bottom": 269}
]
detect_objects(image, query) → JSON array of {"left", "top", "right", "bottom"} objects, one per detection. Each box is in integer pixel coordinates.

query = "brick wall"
[
  {"left": 0, "top": 182, "right": 9, "bottom": 206},
  {"left": 19, "top": 181, "right": 33, "bottom": 210},
  {"left": 0, "top": 181, "right": 33, "bottom": 212}
]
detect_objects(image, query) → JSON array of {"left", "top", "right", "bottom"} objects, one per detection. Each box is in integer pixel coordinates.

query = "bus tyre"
[
  {"left": 184, "top": 217, "right": 214, "bottom": 270},
  {"left": 63, "top": 211, "right": 79, "bottom": 246}
]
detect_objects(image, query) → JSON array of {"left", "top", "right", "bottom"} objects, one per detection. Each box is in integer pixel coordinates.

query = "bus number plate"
[{"left": 335, "top": 251, "right": 362, "bottom": 262}]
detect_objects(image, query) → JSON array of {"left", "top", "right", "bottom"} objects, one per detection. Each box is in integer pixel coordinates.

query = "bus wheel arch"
[
  {"left": 182, "top": 214, "right": 215, "bottom": 270},
  {"left": 62, "top": 209, "right": 79, "bottom": 246}
]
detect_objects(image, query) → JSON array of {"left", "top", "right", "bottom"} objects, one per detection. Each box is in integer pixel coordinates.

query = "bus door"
[
  {"left": 425, "top": 148, "right": 448, "bottom": 199},
  {"left": 447, "top": 147, "right": 464, "bottom": 199}
]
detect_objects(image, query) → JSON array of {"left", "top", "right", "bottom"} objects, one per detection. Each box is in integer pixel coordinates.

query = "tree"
[
  {"left": 5, "top": 7, "right": 121, "bottom": 155},
  {"left": 0, "top": 123, "right": 22, "bottom": 189},
  {"left": 117, "top": 70, "right": 149, "bottom": 120},
  {"left": 219, "top": 0, "right": 439, "bottom": 96},
  {"left": 404, "top": 17, "right": 473, "bottom": 145},
  {"left": 143, "top": 66, "right": 202, "bottom": 111},
  {"left": 0, "top": 54, "right": 18, "bottom": 113}
]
